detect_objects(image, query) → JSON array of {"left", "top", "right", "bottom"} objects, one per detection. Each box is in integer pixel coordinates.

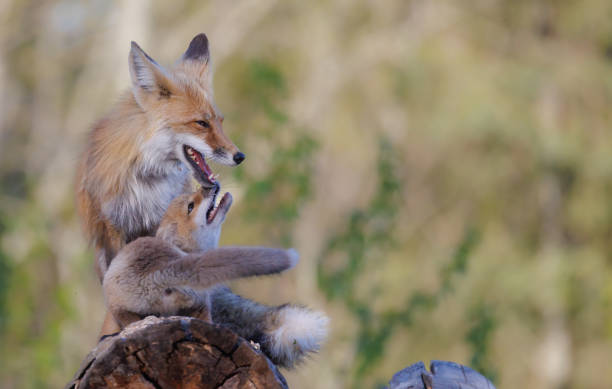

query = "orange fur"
[{"left": 75, "top": 34, "right": 243, "bottom": 337}]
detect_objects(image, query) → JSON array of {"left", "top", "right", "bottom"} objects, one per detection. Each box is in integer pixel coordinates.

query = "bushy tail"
[
  {"left": 210, "top": 288, "right": 329, "bottom": 369},
  {"left": 262, "top": 305, "right": 329, "bottom": 369}
]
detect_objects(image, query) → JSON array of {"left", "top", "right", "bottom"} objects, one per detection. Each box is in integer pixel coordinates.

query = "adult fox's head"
[{"left": 128, "top": 33, "right": 244, "bottom": 186}]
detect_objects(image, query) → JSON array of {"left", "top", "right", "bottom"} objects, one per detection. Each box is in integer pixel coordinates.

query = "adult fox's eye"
[
  {"left": 195, "top": 120, "right": 210, "bottom": 128},
  {"left": 187, "top": 201, "right": 195, "bottom": 214}
]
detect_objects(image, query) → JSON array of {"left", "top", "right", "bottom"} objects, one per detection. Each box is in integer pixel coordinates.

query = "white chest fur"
[{"left": 101, "top": 129, "right": 191, "bottom": 239}]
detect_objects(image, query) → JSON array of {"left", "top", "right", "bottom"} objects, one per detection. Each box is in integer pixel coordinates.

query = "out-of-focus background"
[{"left": 1, "top": 0, "right": 612, "bottom": 388}]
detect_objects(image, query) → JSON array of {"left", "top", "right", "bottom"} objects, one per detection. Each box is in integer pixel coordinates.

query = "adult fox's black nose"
[{"left": 233, "top": 152, "right": 245, "bottom": 165}]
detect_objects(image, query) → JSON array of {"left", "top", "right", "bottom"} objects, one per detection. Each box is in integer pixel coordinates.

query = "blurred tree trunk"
[
  {"left": 66, "top": 316, "right": 288, "bottom": 389},
  {"left": 534, "top": 85, "right": 571, "bottom": 389}
]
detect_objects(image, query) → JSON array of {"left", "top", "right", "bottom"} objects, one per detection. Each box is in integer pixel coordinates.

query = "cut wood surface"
[
  {"left": 66, "top": 316, "right": 288, "bottom": 389},
  {"left": 387, "top": 360, "right": 496, "bottom": 389}
]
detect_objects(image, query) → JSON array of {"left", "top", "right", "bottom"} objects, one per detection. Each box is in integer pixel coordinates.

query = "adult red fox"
[{"left": 76, "top": 33, "right": 244, "bottom": 334}]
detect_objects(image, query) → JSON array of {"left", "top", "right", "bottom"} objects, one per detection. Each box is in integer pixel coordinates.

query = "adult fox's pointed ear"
[
  {"left": 183, "top": 33, "right": 210, "bottom": 62},
  {"left": 179, "top": 33, "right": 211, "bottom": 80},
  {"left": 129, "top": 41, "right": 175, "bottom": 106}
]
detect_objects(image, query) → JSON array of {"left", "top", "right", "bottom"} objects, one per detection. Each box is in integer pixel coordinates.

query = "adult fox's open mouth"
[{"left": 183, "top": 145, "right": 216, "bottom": 186}]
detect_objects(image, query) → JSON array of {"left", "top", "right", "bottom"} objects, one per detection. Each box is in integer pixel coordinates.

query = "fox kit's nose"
[{"left": 233, "top": 152, "right": 245, "bottom": 165}]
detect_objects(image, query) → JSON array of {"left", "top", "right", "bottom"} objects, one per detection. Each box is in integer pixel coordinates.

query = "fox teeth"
[{"left": 208, "top": 173, "right": 216, "bottom": 182}]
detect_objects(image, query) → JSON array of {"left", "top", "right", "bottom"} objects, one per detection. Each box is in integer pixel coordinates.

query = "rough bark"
[{"left": 66, "top": 316, "right": 288, "bottom": 389}]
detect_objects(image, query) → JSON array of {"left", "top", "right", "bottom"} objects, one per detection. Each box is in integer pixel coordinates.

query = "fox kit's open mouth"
[
  {"left": 205, "top": 189, "right": 232, "bottom": 224},
  {"left": 184, "top": 145, "right": 216, "bottom": 186}
]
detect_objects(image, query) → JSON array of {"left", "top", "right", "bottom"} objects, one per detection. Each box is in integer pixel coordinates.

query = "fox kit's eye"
[
  {"left": 195, "top": 120, "right": 210, "bottom": 129},
  {"left": 187, "top": 201, "right": 195, "bottom": 214}
]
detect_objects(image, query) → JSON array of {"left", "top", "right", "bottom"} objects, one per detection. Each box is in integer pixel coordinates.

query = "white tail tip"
[{"left": 268, "top": 306, "right": 329, "bottom": 368}]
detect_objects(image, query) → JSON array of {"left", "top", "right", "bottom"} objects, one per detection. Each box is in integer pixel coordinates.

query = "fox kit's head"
[
  {"left": 156, "top": 184, "right": 232, "bottom": 253},
  {"left": 129, "top": 33, "right": 245, "bottom": 186}
]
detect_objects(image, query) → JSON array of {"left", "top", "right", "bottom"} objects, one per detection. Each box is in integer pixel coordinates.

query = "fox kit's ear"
[
  {"left": 129, "top": 41, "right": 175, "bottom": 106},
  {"left": 180, "top": 33, "right": 211, "bottom": 80}
]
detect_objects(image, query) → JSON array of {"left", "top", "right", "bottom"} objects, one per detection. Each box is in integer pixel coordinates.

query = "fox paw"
[{"left": 286, "top": 249, "right": 299, "bottom": 268}]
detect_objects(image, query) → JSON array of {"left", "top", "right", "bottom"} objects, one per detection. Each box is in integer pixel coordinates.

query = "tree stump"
[
  {"left": 66, "top": 316, "right": 288, "bottom": 389},
  {"left": 387, "top": 360, "right": 496, "bottom": 389}
]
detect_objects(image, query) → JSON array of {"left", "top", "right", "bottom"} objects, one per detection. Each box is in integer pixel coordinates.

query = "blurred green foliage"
[
  {"left": 2, "top": 1, "right": 612, "bottom": 388},
  {"left": 466, "top": 303, "right": 498, "bottom": 384},
  {"left": 317, "top": 145, "right": 482, "bottom": 386},
  {"left": 230, "top": 60, "right": 319, "bottom": 245},
  {"left": 0, "top": 213, "right": 12, "bottom": 331}
]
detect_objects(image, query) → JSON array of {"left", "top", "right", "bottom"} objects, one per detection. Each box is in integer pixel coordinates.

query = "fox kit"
[
  {"left": 104, "top": 186, "right": 329, "bottom": 368},
  {"left": 76, "top": 33, "right": 243, "bottom": 280}
]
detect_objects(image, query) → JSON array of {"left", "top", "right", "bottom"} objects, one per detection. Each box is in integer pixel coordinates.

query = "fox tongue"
[{"left": 193, "top": 151, "right": 215, "bottom": 182}]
